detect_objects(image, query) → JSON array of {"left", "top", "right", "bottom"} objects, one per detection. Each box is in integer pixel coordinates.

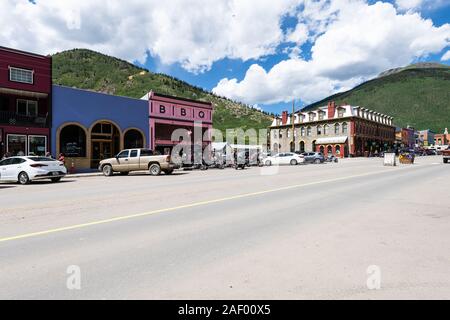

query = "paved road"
[{"left": 0, "top": 156, "right": 449, "bottom": 299}]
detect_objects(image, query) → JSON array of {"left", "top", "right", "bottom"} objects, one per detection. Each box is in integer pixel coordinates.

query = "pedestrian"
[{"left": 58, "top": 153, "right": 66, "bottom": 165}]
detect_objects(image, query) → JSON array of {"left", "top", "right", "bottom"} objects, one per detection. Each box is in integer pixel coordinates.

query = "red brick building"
[
  {"left": 0, "top": 46, "right": 52, "bottom": 157},
  {"left": 270, "top": 102, "right": 395, "bottom": 157}
]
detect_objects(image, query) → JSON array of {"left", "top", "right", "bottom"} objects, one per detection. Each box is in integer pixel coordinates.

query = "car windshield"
[{"left": 27, "top": 157, "right": 54, "bottom": 162}]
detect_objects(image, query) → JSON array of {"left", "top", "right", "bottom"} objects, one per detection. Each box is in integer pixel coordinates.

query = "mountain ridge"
[{"left": 51, "top": 48, "right": 274, "bottom": 133}]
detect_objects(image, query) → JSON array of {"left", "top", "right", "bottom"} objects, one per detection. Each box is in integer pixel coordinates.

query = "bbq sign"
[{"left": 153, "top": 103, "right": 210, "bottom": 121}]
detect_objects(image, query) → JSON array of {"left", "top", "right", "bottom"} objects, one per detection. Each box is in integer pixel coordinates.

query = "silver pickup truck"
[{"left": 98, "top": 148, "right": 178, "bottom": 176}]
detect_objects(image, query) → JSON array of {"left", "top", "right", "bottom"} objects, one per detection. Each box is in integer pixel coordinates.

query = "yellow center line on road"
[{"left": 0, "top": 165, "right": 418, "bottom": 244}]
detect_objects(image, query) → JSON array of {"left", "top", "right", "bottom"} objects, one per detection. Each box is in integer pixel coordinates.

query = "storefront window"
[
  {"left": 60, "top": 125, "right": 87, "bottom": 157},
  {"left": 28, "top": 135, "right": 47, "bottom": 156},
  {"left": 7, "top": 134, "right": 26, "bottom": 156}
]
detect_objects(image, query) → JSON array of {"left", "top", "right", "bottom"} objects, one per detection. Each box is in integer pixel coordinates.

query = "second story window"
[
  {"left": 342, "top": 122, "right": 348, "bottom": 134},
  {"left": 10, "top": 67, "right": 34, "bottom": 84},
  {"left": 318, "top": 112, "right": 325, "bottom": 120},
  {"left": 17, "top": 99, "right": 38, "bottom": 117},
  {"left": 338, "top": 108, "right": 345, "bottom": 118}
]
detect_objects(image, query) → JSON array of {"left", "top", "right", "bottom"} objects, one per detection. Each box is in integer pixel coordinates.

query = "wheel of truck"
[
  {"left": 444, "top": 158, "right": 448, "bottom": 164},
  {"left": 314, "top": 159, "right": 321, "bottom": 164},
  {"left": 149, "top": 163, "right": 161, "bottom": 176},
  {"left": 102, "top": 164, "right": 113, "bottom": 176}
]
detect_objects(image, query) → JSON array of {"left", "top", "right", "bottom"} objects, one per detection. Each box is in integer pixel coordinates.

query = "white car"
[
  {"left": 0, "top": 156, "right": 67, "bottom": 185},
  {"left": 264, "top": 153, "right": 305, "bottom": 166}
]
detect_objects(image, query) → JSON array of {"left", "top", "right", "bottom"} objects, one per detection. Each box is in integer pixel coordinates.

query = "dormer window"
[
  {"left": 309, "top": 113, "right": 315, "bottom": 122},
  {"left": 337, "top": 108, "right": 345, "bottom": 118},
  {"left": 9, "top": 67, "right": 34, "bottom": 84}
]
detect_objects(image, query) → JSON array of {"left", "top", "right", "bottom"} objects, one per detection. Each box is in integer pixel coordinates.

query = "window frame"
[
  {"left": 16, "top": 99, "right": 38, "bottom": 117},
  {"left": 6, "top": 134, "right": 27, "bottom": 155},
  {"left": 9, "top": 66, "right": 34, "bottom": 84},
  {"left": 28, "top": 135, "right": 47, "bottom": 156}
]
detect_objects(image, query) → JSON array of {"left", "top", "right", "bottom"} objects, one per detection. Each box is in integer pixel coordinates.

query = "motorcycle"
[{"left": 326, "top": 154, "right": 339, "bottom": 163}]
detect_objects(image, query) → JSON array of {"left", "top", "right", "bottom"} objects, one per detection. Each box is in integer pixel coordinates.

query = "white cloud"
[
  {"left": 213, "top": 0, "right": 450, "bottom": 104},
  {"left": 0, "top": 0, "right": 300, "bottom": 73},
  {"left": 395, "top": 0, "right": 424, "bottom": 11},
  {"left": 442, "top": 50, "right": 450, "bottom": 61}
]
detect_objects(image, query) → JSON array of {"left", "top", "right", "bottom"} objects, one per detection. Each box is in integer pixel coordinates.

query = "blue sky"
[
  {"left": 8, "top": 0, "right": 450, "bottom": 114},
  {"left": 136, "top": 0, "right": 450, "bottom": 114}
]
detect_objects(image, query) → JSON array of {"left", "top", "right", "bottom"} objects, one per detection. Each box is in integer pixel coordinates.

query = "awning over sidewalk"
[{"left": 315, "top": 136, "right": 348, "bottom": 144}]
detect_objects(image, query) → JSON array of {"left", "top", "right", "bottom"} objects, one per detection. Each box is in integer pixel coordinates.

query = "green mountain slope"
[
  {"left": 303, "top": 64, "right": 450, "bottom": 133},
  {"left": 52, "top": 49, "right": 273, "bottom": 132}
]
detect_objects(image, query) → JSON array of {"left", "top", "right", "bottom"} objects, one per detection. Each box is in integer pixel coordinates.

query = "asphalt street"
[{"left": 0, "top": 156, "right": 449, "bottom": 299}]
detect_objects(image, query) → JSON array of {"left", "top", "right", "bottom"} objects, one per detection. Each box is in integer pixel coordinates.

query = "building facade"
[
  {"left": 395, "top": 126, "right": 415, "bottom": 149},
  {"left": 0, "top": 46, "right": 52, "bottom": 158},
  {"left": 434, "top": 128, "right": 449, "bottom": 146},
  {"left": 418, "top": 129, "right": 435, "bottom": 147},
  {"left": 52, "top": 85, "right": 149, "bottom": 171},
  {"left": 270, "top": 102, "right": 395, "bottom": 157},
  {"left": 144, "top": 91, "right": 213, "bottom": 155}
]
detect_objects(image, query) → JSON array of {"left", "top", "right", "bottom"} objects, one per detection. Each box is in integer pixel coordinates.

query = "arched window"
[
  {"left": 342, "top": 122, "right": 348, "bottom": 134},
  {"left": 124, "top": 129, "right": 144, "bottom": 149},
  {"left": 299, "top": 141, "right": 305, "bottom": 152},
  {"left": 307, "top": 126, "right": 312, "bottom": 136},
  {"left": 60, "top": 125, "right": 86, "bottom": 157},
  {"left": 324, "top": 125, "right": 329, "bottom": 135},
  {"left": 317, "top": 125, "right": 323, "bottom": 135},
  {"left": 320, "top": 146, "right": 325, "bottom": 154},
  {"left": 335, "top": 123, "right": 340, "bottom": 135},
  {"left": 335, "top": 145, "right": 341, "bottom": 156},
  {"left": 327, "top": 145, "right": 333, "bottom": 155},
  {"left": 273, "top": 143, "right": 279, "bottom": 153}
]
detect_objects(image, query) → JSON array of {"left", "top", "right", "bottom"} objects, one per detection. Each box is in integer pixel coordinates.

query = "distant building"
[
  {"left": 0, "top": 46, "right": 52, "bottom": 158},
  {"left": 269, "top": 101, "right": 395, "bottom": 157},
  {"left": 395, "top": 126, "right": 415, "bottom": 149},
  {"left": 418, "top": 129, "right": 435, "bottom": 147},
  {"left": 434, "top": 128, "right": 449, "bottom": 145}
]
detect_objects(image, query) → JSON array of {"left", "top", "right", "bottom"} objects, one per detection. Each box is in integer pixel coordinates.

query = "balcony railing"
[{"left": 0, "top": 111, "right": 48, "bottom": 128}]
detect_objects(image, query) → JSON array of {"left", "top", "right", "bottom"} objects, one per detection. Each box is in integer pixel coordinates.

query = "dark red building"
[{"left": 0, "top": 46, "right": 52, "bottom": 158}]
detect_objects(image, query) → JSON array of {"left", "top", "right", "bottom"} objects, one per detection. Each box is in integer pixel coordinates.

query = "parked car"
[
  {"left": 301, "top": 152, "right": 326, "bottom": 164},
  {"left": 442, "top": 147, "right": 450, "bottom": 164},
  {"left": 0, "top": 156, "right": 67, "bottom": 185},
  {"left": 264, "top": 153, "right": 305, "bottom": 166},
  {"left": 98, "top": 148, "right": 178, "bottom": 176}
]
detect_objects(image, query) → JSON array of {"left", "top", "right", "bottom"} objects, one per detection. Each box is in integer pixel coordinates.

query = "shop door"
[{"left": 91, "top": 141, "right": 113, "bottom": 169}]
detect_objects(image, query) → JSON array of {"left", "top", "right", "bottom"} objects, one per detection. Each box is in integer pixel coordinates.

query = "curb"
[{"left": 67, "top": 173, "right": 103, "bottom": 178}]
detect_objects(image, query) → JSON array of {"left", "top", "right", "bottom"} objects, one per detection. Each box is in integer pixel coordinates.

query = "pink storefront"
[{"left": 145, "top": 92, "right": 213, "bottom": 155}]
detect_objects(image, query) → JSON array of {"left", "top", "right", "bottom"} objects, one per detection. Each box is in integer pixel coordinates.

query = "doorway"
[{"left": 90, "top": 121, "right": 120, "bottom": 168}]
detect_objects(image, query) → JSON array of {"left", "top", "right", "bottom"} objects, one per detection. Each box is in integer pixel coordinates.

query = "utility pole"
[{"left": 291, "top": 99, "right": 296, "bottom": 152}]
